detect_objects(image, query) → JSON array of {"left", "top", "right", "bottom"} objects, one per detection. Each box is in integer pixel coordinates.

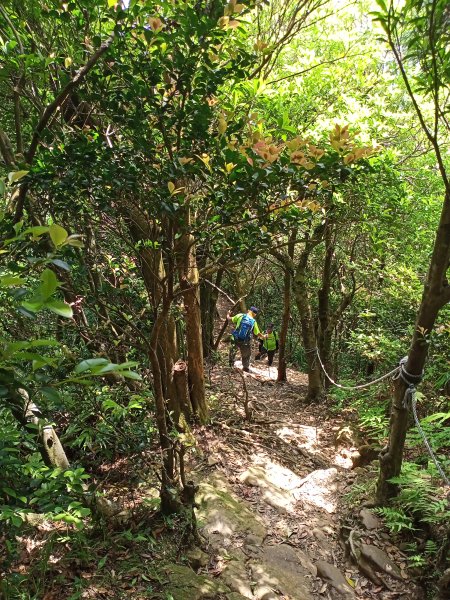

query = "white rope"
[
  {"left": 314, "top": 347, "right": 449, "bottom": 486},
  {"left": 314, "top": 348, "right": 401, "bottom": 390},
  {"left": 408, "top": 386, "right": 450, "bottom": 487}
]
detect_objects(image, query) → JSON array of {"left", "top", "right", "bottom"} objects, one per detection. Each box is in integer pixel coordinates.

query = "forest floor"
[
  {"left": 2, "top": 320, "right": 430, "bottom": 600},
  {"left": 177, "top": 353, "right": 425, "bottom": 600}
]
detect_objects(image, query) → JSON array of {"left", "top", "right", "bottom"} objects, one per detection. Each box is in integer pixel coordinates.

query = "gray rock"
[
  {"left": 197, "top": 474, "right": 267, "bottom": 549},
  {"left": 185, "top": 547, "right": 209, "bottom": 569},
  {"left": 316, "top": 560, "right": 355, "bottom": 599},
  {"left": 359, "top": 508, "right": 381, "bottom": 530},
  {"left": 250, "top": 544, "right": 314, "bottom": 600},
  {"left": 360, "top": 543, "right": 403, "bottom": 580},
  {"left": 164, "top": 564, "right": 231, "bottom": 600},
  {"left": 245, "top": 533, "right": 264, "bottom": 547},
  {"left": 220, "top": 560, "right": 253, "bottom": 599}
]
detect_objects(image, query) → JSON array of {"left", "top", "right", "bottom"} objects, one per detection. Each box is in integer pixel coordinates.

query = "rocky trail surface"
[{"left": 162, "top": 353, "right": 425, "bottom": 600}]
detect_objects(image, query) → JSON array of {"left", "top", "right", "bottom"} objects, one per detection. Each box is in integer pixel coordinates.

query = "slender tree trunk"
[
  {"left": 148, "top": 303, "right": 180, "bottom": 514},
  {"left": 178, "top": 223, "right": 207, "bottom": 423},
  {"left": 200, "top": 268, "right": 223, "bottom": 360},
  {"left": 317, "top": 224, "right": 334, "bottom": 385},
  {"left": 277, "top": 233, "right": 295, "bottom": 382},
  {"left": 293, "top": 255, "right": 323, "bottom": 401},
  {"left": 377, "top": 191, "right": 450, "bottom": 502},
  {"left": 233, "top": 268, "right": 247, "bottom": 313}
]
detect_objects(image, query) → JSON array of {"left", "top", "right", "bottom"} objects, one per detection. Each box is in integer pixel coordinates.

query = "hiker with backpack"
[
  {"left": 255, "top": 323, "right": 279, "bottom": 367},
  {"left": 227, "top": 306, "right": 264, "bottom": 372}
]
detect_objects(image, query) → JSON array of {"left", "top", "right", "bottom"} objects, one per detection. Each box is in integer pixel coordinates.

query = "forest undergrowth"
[{"left": 1, "top": 331, "right": 448, "bottom": 600}]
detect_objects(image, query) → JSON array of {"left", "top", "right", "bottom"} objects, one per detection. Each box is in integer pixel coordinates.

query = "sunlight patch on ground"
[
  {"left": 250, "top": 452, "right": 305, "bottom": 490},
  {"left": 232, "top": 360, "right": 277, "bottom": 379},
  {"left": 333, "top": 451, "right": 353, "bottom": 469},
  {"left": 240, "top": 452, "right": 338, "bottom": 514},
  {"left": 275, "top": 425, "right": 317, "bottom": 452}
]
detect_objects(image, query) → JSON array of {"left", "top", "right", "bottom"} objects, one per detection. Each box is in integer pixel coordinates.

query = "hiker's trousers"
[{"left": 236, "top": 341, "right": 251, "bottom": 369}]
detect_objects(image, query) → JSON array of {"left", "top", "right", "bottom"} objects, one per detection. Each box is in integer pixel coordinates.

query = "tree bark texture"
[
  {"left": 293, "top": 260, "right": 323, "bottom": 401},
  {"left": 277, "top": 234, "right": 295, "bottom": 382},
  {"left": 177, "top": 231, "right": 207, "bottom": 423},
  {"left": 9, "top": 388, "right": 70, "bottom": 469},
  {"left": 377, "top": 191, "right": 450, "bottom": 502},
  {"left": 317, "top": 224, "right": 334, "bottom": 386},
  {"left": 200, "top": 268, "right": 223, "bottom": 359}
]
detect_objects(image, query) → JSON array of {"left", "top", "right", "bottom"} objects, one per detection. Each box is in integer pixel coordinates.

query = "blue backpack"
[{"left": 233, "top": 314, "right": 255, "bottom": 343}]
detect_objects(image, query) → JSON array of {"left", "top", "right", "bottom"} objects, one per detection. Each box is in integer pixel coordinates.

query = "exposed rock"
[
  {"left": 227, "top": 594, "right": 252, "bottom": 600},
  {"left": 262, "top": 487, "right": 292, "bottom": 513},
  {"left": 239, "top": 463, "right": 304, "bottom": 492},
  {"left": 240, "top": 465, "right": 297, "bottom": 513},
  {"left": 253, "top": 586, "right": 278, "bottom": 600},
  {"left": 294, "top": 468, "right": 339, "bottom": 513},
  {"left": 334, "top": 426, "right": 359, "bottom": 448},
  {"left": 207, "top": 455, "right": 220, "bottom": 466},
  {"left": 316, "top": 560, "right": 355, "bottom": 599},
  {"left": 220, "top": 560, "right": 253, "bottom": 599},
  {"left": 359, "top": 508, "right": 381, "bottom": 531},
  {"left": 250, "top": 544, "right": 314, "bottom": 600},
  {"left": 312, "top": 527, "right": 328, "bottom": 543},
  {"left": 164, "top": 563, "right": 231, "bottom": 600},
  {"left": 245, "top": 533, "right": 264, "bottom": 547},
  {"left": 360, "top": 543, "right": 402, "bottom": 580},
  {"left": 185, "top": 547, "right": 209, "bottom": 569},
  {"left": 197, "top": 474, "right": 266, "bottom": 549},
  {"left": 351, "top": 445, "right": 380, "bottom": 468}
]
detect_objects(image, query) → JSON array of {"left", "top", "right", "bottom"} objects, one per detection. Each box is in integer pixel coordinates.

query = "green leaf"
[
  {"left": 64, "top": 235, "right": 84, "bottom": 248},
  {"left": 51, "top": 259, "right": 70, "bottom": 271},
  {"left": 121, "top": 370, "right": 142, "bottom": 380},
  {"left": 0, "top": 275, "right": 25, "bottom": 287},
  {"left": 40, "top": 269, "right": 59, "bottom": 300},
  {"left": 21, "top": 300, "right": 44, "bottom": 313},
  {"left": 23, "top": 225, "right": 50, "bottom": 238},
  {"left": 2, "top": 486, "right": 17, "bottom": 498},
  {"left": 374, "top": 0, "right": 387, "bottom": 12},
  {"left": 40, "top": 386, "right": 61, "bottom": 402},
  {"left": 8, "top": 170, "right": 29, "bottom": 184},
  {"left": 49, "top": 224, "right": 68, "bottom": 248},
  {"left": 74, "top": 358, "right": 109, "bottom": 374},
  {"left": 46, "top": 299, "right": 73, "bottom": 318}
]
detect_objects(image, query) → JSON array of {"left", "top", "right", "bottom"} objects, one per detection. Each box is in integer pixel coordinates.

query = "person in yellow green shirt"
[
  {"left": 255, "top": 323, "right": 279, "bottom": 366},
  {"left": 227, "top": 306, "right": 264, "bottom": 372}
]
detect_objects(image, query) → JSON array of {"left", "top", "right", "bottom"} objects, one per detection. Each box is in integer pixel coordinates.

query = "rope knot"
[{"left": 399, "top": 356, "right": 423, "bottom": 386}]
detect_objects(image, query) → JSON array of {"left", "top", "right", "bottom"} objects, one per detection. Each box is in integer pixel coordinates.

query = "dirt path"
[{"left": 177, "top": 348, "right": 424, "bottom": 600}]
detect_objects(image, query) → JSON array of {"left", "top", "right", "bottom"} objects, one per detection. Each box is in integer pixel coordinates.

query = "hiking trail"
[{"left": 162, "top": 304, "right": 424, "bottom": 600}]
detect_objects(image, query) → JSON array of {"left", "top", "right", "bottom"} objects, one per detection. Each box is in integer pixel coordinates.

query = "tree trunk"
[
  {"left": 173, "top": 359, "right": 192, "bottom": 424},
  {"left": 148, "top": 304, "right": 180, "bottom": 514},
  {"left": 10, "top": 389, "right": 70, "bottom": 469},
  {"left": 317, "top": 224, "right": 334, "bottom": 386},
  {"left": 277, "top": 233, "right": 295, "bottom": 382},
  {"left": 200, "top": 268, "right": 223, "bottom": 360},
  {"left": 377, "top": 191, "right": 450, "bottom": 502},
  {"left": 178, "top": 226, "right": 207, "bottom": 423},
  {"left": 158, "top": 315, "right": 179, "bottom": 415},
  {"left": 293, "top": 259, "right": 323, "bottom": 401},
  {"left": 233, "top": 268, "right": 247, "bottom": 313}
]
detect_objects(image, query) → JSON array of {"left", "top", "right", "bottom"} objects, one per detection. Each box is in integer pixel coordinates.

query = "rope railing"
[{"left": 312, "top": 347, "right": 449, "bottom": 487}]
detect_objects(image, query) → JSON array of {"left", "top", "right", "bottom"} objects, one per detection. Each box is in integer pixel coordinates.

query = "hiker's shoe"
[{"left": 243, "top": 367, "right": 250, "bottom": 372}]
